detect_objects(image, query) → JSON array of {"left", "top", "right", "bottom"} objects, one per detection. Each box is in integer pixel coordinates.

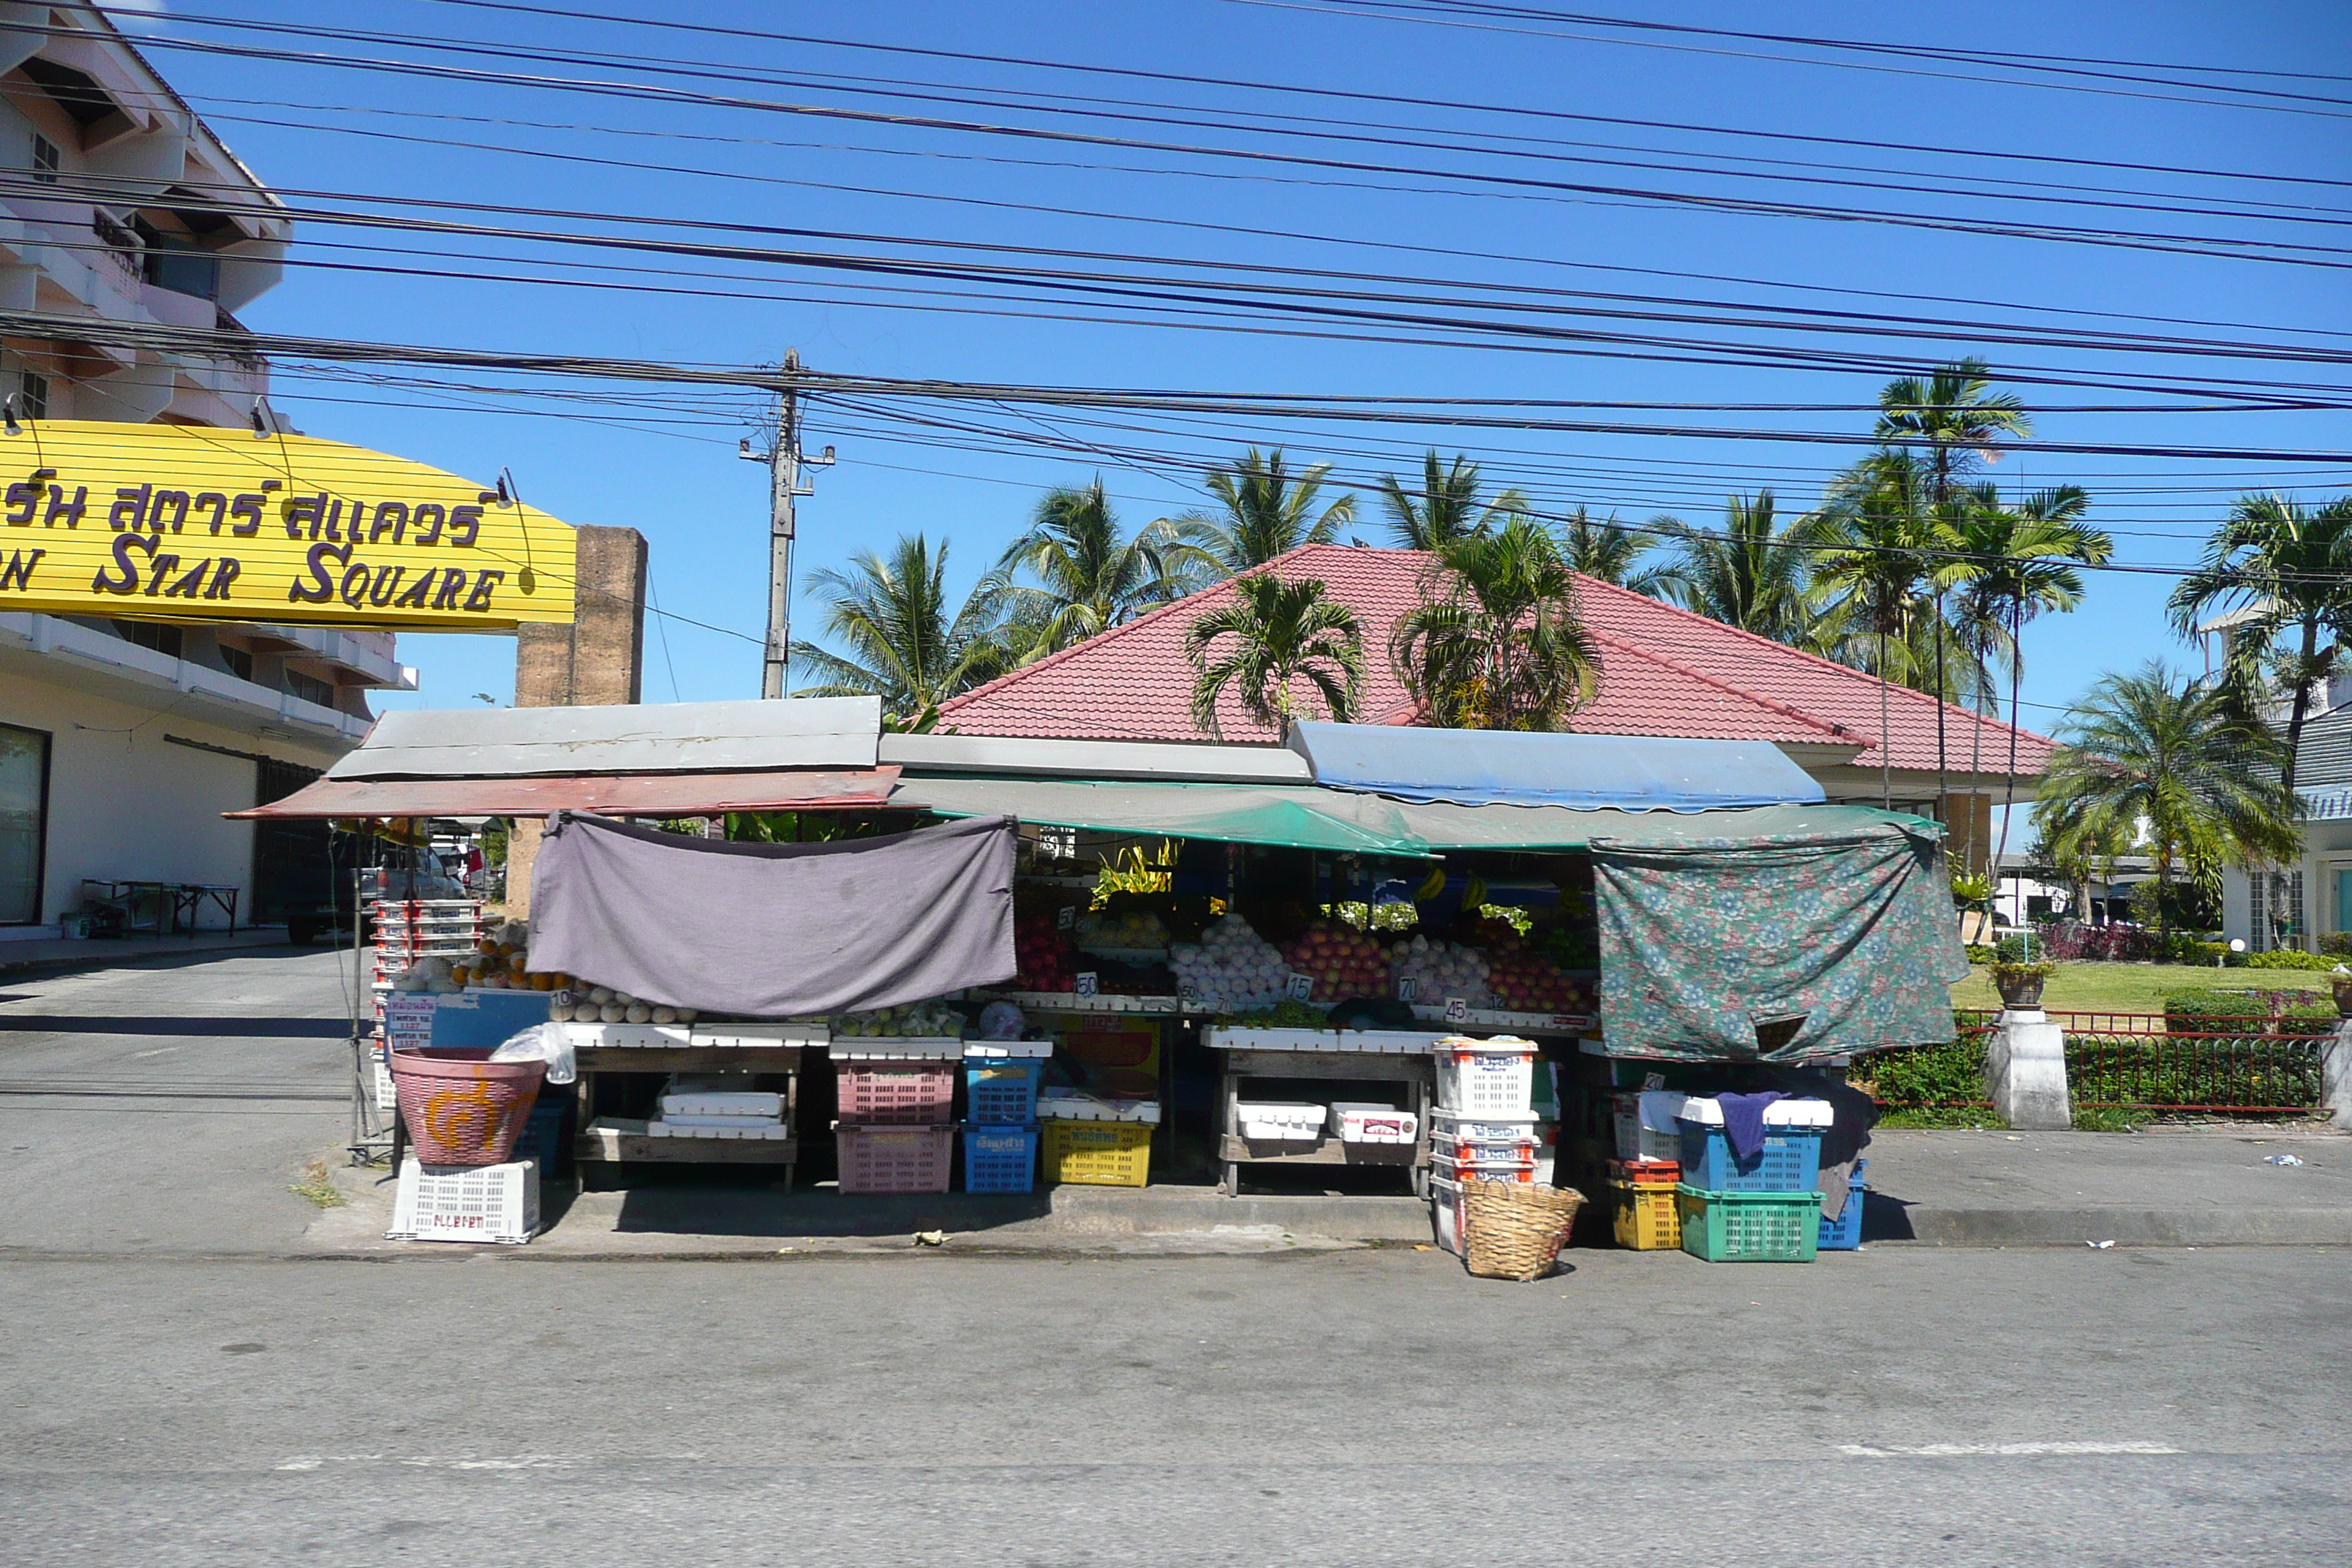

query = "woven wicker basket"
[{"left": 1461, "top": 1178, "right": 1585, "bottom": 1281}]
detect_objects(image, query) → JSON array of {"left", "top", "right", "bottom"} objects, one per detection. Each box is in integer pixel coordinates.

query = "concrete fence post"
[
  {"left": 1984, "top": 1008, "right": 2073, "bottom": 1131},
  {"left": 2322, "top": 1020, "right": 2352, "bottom": 1131}
]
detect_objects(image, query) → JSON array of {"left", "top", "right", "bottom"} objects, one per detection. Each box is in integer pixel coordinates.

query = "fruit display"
[
  {"left": 1014, "top": 908, "right": 1077, "bottom": 992},
  {"left": 550, "top": 984, "right": 697, "bottom": 1025},
  {"left": 393, "top": 917, "right": 573, "bottom": 995},
  {"left": 1170, "top": 914, "right": 1289, "bottom": 1011},
  {"left": 1278, "top": 919, "right": 1389, "bottom": 1004},
  {"left": 1387, "top": 935, "right": 1494, "bottom": 1009},
  {"left": 1482, "top": 945, "right": 1588, "bottom": 1014},
  {"left": 1074, "top": 908, "right": 1170, "bottom": 951},
  {"left": 832, "top": 999, "right": 965, "bottom": 1039}
]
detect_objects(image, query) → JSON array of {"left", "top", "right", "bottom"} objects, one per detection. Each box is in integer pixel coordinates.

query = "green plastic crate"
[{"left": 1673, "top": 1184, "right": 1820, "bottom": 1263}]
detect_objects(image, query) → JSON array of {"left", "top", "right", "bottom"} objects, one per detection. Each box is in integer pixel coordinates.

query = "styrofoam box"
[
  {"left": 963, "top": 1041, "right": 1055, "bottom": 1060},
  {"left": 1670, "top": 1095, "right": 1835, "bottom": 1128},
  {"left": 660, "top": 1088, "right": 784, "bottom": 1117},
  {"left": 387, "top": 1158, "right": 538, "bottom": 1245},
  {"left": 1329, "top": 1101, "right": 1417, "bottom": 1144},
  {"left": 1238, "top": 1101, "right": 1327, "bottom": 1140},
  {"left": 1428, "top": 1108, "right": 1537, "bottom": 1143},
  {"left": 1036, "top": 1095, "right": 1162, "bottom": 1125},
  {"left": 644, "top": 1120, "right": 792, "bottom": 1140}
]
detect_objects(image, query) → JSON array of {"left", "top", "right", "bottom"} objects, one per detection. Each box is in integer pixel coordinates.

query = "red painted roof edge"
[
  {"left": 1584, "top": 628, "right": 1866, "bottom": 745},
  {"left": 1571, "top": 573, "right": 2061, "bottom": 751}
]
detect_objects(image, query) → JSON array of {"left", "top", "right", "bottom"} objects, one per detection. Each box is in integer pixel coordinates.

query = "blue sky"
[{"left": 115, "top": 1, "right": 2352, "bottom": 731}]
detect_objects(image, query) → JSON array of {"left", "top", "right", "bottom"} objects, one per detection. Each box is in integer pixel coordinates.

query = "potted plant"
[{"left": 1990, "top": 933, "right": 2052, "bottom": 1010}]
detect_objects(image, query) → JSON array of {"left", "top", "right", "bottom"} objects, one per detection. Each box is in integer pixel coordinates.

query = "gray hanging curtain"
[
  {"left": 528, "top": 812, "right": 1017, "bottom": 1017},
  {"left": 1591, "top": 821, "right": 1969, "bottom": 1063}
]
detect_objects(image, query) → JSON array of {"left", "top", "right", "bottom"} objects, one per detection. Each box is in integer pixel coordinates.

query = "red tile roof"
[{"left": 938, "top": 545, "right": 2054, "bottom": 776}]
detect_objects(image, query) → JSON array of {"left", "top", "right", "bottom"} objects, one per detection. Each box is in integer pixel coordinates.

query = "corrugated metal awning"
[
  {"left": 230, "top": 767, "right": 902, "bottom": 820},
  {"left": 1285, "top": 722, "right": 1825, "bottom": 810}
]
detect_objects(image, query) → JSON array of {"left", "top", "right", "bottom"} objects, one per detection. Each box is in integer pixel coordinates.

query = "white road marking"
[
  {"left": 275, "top": 1455, "right": 573, "bottom": 1471},
  {"left": 1840, "top": 1441, "right": 2181, "bottom": 1458}
]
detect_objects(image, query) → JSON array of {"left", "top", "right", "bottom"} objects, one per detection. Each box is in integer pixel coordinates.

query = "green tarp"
[{"left": 1591, "top": 819, "right": 1971, "bottom": 1064}]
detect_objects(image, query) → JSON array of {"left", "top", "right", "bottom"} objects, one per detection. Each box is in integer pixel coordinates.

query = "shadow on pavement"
[
  {"left": 608, "top": 1184, "right": 1055, "bottom": 1237},
  {"left": 0, "top": 1015, "right": 350, "bottom": 1038},
  {"left": 1860, "top": 1189, "right": 1918, "bottom": 1242}
]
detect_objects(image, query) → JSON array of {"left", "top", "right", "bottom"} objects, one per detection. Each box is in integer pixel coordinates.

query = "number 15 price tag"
[{"left": 1286, "top": 973, "right": 1316, "bottom": 1001}]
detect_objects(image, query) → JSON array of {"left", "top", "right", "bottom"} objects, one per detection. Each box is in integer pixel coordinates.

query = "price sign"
[
  {"left": 1057, "top": 905, "right": 1077, "bottom": 930},
  {"left": 1444, "top": 995, "right": 1470, "bottom": 1022},
  {"left": 1074, "top": 971, "right": 1099, "bottom": 997},
  {"left": 1178, "top": 984, "right": 1200, "bottom": 1011},
  {"left": 1395, "top": 976, "right": 1418, "bottom": 1003},
  {"left": 1286, "top": 973, "right": 1317, "bottom": 1002},
  {"left": 1643, "top": 1071, "right": 1667, "bottom": 1091}
]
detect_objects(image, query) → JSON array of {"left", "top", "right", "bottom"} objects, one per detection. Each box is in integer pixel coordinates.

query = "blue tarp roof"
[{"left": 1285, "top": 723, "right": 1827, "bottom": 812}]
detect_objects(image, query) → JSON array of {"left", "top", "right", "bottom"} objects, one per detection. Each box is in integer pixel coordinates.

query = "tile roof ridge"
[
  {"left": 938, "top": 543, "right": 1414, "bottom": 713},
  {"left": 1583, "top": 627, "right": 1867, "bottom": 743},
  {"left": 1572, "top": 573, "right": 2058, "bottom": 748}
]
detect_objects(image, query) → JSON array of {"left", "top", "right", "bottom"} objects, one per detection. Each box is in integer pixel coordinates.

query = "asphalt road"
[
  {"left": 0, "top": 946, "right": 354, "bottom": 1254},
  {"left": 3, "top": 1245, "right": 2348, "bottom": 1567}
]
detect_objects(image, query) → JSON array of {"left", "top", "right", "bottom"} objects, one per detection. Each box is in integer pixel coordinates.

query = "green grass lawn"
[{"left": 1948, "top": 962, "right": 2332, "bottom": 1014}]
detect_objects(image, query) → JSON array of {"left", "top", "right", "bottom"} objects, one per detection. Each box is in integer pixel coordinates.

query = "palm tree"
[
  {"left": 994, "top": 478, "right": 1194, "bottom": 660},
  {"left": 1874, "top": 358, "right": 2033, "bottom": 508},
  {"left": 2032, "top": 663, "right": 2301, "bottom": 940},
  {"left": 1390, "top": 516, "right": 1602, "bottom": 731},
  {"left": 1554, "top": 507, "right": 1668, "bottom": 592},
  {"left": 2166, "top": 493, "right": 2352, "bottom": 793},
  {"left": 1947, "top": 485, "right": 2111, "bottom": 889},
  {"left": 1172, "top": 448, "right": 1356, "bottom": 575},
  {"left": 1376, "top": 450, "right": 1526, "bottom": 549},
  {"left": 1185, "top": 574, "right": 1365, "bottom": 739},
  {"left": 1650, "top": 491, "right": 1815, "bottom": 645},
  {"left": 1803, "top": 452, "right": 1949, "bottom": 807},
  {"left": 792, "top": 534, "right": 1009, "bottom": 723}
]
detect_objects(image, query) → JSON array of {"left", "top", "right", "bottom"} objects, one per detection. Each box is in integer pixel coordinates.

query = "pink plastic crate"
[
  {"left": 834, "top": 1062, "right": 956, "bottom": 1125},
  {"left": 835, "top": 1124, "right": 953, "bottom": 1194}
]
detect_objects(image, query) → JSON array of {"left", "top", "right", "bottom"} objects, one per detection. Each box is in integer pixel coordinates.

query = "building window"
[
  {"left": 111, "top": 619, "right": 183, "bottom": 660},
  {"left": 218, "top": 643, "right": 253, "bottom": 682},
  {"left": 31, "top": 133, "right": 58, "bottom": 185},
  {"left": 285, "top": 669, "right": 336, "bottom": 708},
  {"left": 132, "top": 216, "right": 220, "bottom": 300},
  {"left": 0, "top": 723, "right": 48, "bottom": 924},
  {"left": 15, "top": 370, "right": 48, "bottom": 421}
]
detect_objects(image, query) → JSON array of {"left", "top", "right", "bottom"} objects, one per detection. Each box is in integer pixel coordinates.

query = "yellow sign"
[{"left": 0, "top": 421, "right": 576, "bottom": 628}]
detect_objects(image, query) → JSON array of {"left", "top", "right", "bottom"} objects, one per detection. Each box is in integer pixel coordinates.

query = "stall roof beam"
[
  {"left": 329, "top": 696, "right": 882, "bottom": 780},
  {"left": 1285, "top": 723, "right": 1825, "bottom": 810},
  {"left": 231, "top": 768, "right": 902, "bottom": 821},
  {"left": 879, "top": 731, "right": 1311, "bottom": 785}
]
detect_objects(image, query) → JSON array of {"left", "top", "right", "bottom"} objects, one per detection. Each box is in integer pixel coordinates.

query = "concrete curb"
[{"left": 1886, "top": 1207, "right": 2352, "bottom": 1248}]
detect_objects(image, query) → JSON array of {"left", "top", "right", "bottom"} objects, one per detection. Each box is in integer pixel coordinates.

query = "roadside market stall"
[{"left": 238, "top": 700, "right": 1967, "bottom": 1255}]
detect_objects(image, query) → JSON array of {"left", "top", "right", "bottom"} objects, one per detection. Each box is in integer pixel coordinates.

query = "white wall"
[{"left": 0, "top": 671, "right": 341, "bottom": 930}]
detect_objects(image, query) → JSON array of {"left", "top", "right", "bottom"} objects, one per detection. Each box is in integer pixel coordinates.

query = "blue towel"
[{"left": 1715, "top": 1090, "right": 1785, "bottom": 1162}]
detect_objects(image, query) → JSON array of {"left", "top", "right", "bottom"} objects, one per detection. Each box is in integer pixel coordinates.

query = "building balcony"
[{"left": 0, "top": 611, "right": 374, "bottom": 745}]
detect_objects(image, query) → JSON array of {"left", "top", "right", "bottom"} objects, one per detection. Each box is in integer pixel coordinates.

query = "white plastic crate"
[
  {"left": 1428, "top": 1108, "right": 1538, "bottom": 1143},
  {"left": 1238, "top": 1101, "right": 1326, "bottom": 1141},
  {"left": 1328, "top": 1101, "right": 1417, "bottom": 1145},
  {"left": 386, "top": 1158, "right": 538, "bottom": 1245},
  {"left": 1429, "top": 1176, "right": 1465, "bottom": 1256},
  {"left": 372, "top": 1058, "right": 397, "bottom": 1112},
  {"left": 1433, "top": 1150, "right": 1536, "bottom": 1185},
  {"left": 1431, "top": 1036, "right": 1538, "bottom": 1116}
]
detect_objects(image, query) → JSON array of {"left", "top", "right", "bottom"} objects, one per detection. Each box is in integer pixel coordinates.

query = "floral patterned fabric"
[{"left": 1592, "top": 821, "right": 1970, "bottom": 1063}]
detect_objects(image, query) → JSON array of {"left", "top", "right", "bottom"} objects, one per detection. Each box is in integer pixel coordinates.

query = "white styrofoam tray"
[
  {"left": 1036, "top": 1095, "right": 1162, "bottom": 1125},
  {"left": 644, "top": 1120, "right": 793, "bottom": 1140},
  {"left": 1206, "top": 1027, "right": 1445, "bottom": 1055},
  {"left": 962, "top": 1040, "right": 1055, "bottom": 1059},
  {"left": 1328, "top": 1101, "right": 1417, "bottom": 1144},
  {"left": 660, "top": 1088, "right": 784, "bottom": 1117},
  {"left": 1237, "top": 1101, "right": 1326, "bottom": 1140}
]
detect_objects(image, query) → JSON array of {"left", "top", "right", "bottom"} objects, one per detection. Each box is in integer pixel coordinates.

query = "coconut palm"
[
  {"left": 792, "top": 534, "right": 1009, "bottom": 723},
  {"left": 1172, "top": 448, "right": 1357, "bottom": 575},
  {"left": 1650, "top": 491, "right": 1816, "bottom": 645},
  {"left": 1185, "top": 574, "right": 1365, "bottom": 739},
  {"left": 1874, "top": 358, "right": 2033, "bottom": 507},
  {"left": 1553, "top": 507, "right": 1668, "bottom": 592},
  {"left": 1390, "top": 516, "right": 1602, "bottom": 731},
  {"left": 1803, "top": 452, "right": 1950, "bottom": 806},
  {"left": 1375, "top": 450, "right": 1526, "bottom": 549},
  {"left": 994, "top": 478, "right": 1194, "bottom": 660},
  {"left": 1946, "top": 484, "right": 2111, "bottom": 880},
  {"left": 2166, "top": 492, "right": 2352, "bottom": 792},
  {"left": 2032, "top": 663, "right": 2301, "bottom": 939}
]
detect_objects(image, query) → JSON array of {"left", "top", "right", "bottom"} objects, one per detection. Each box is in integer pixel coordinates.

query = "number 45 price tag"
[
  {"left": 1444, "top": 995, "right": 1470, "bottom": 1022},
  {"left": 1286, "top": 973, "right": 1316, "bottom": 1002}
]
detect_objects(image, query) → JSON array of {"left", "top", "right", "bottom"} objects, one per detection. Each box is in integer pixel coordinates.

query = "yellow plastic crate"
[
  {"left": 1610, "top": 1178, "right": 1683, "bottom": 1250},
  {"left": 1041, "top": 1117, "right": 1154, "bottom": 1188}
]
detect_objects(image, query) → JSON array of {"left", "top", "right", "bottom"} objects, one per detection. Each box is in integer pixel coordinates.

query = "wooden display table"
[
  {"left": 1207, "top": 1029, "right": 1441, "bottom": 1199},
  {"left": 566, "top": 1022, "right": 818, "bottom": 1190}
]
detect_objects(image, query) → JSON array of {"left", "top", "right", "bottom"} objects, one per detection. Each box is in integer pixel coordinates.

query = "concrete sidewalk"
[
  {"left": 295, "top": 1123, "right": 2352, "bottom": 1257},
  {"left": 0, "top": 927, "right": 301, "bottom": 978}
]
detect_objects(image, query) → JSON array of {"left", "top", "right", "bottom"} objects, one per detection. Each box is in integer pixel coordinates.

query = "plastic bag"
[
  {"left": 978, "top": 1000, "right": 1026, "bottom": 1041},
  {"left": 488, "top": 1021, "right": 576, "bottom": 1085}
]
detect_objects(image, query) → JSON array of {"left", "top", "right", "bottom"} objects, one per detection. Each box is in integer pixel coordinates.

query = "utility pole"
[{"left": 739, "top": 348, "right": 834, "bottom": 699}]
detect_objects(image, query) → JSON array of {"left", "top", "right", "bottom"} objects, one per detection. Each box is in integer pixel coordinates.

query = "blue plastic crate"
[
  {"left": 962, "top": 1122, "right": 1039, "bottom": 1194},
  {"left": 963, "top": 1058, "right": 1043, "bottom": 1125},
  {"left": 1817, "top": 1158, "right": 1868, "bottom": 1251},
  {"left": 1676, "top": 1117, "right": 1825, "bottom": 1194},
  {"left": 508, "top": 1096, "right": 568, "bottom": 1177}
]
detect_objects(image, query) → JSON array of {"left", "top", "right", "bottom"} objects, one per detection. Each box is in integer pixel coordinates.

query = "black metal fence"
[{"left": 1861, "top": 1011, "right": 2329, "bottom": 1120}]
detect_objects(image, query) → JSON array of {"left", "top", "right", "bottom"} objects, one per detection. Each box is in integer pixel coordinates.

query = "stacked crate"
[
  {"left": 365, "top": 899, "right": 485, "bottom": 1110},
  {"left": 1670, "top": 1096, "right": 1834, "bottom": 1263},
  {"left": 1425, "top": 1036, "right": 1540, "bottom": 1255},
  {"left": 961, "top": 1041, "right": 1048, "bottom": 1193},
  {"left": 829, "top": 1039, "right": 960, "bottom": 1194}
]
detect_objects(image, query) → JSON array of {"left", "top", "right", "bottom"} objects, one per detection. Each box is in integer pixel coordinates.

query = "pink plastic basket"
[
  {"left": 834, "top": 1062, "right": 956, "bottom": 1125},
  {"left": 390, "top": 1047, "right": 544, "bottom": 1166},
  {"left": 834, "top": 1124, "right": 953, "bottom": 1194}
]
